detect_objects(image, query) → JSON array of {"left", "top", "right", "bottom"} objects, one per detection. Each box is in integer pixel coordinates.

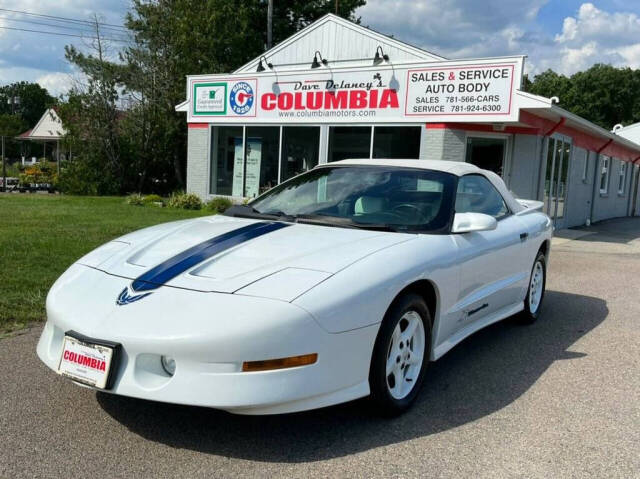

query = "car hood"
[{"left": 78, "top": 215, "right": 414, "bottom": 297}]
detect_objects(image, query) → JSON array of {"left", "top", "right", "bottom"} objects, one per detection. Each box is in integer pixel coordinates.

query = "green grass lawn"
[{"left": 0, "top": 194, "right": 212, "bottom": 334}]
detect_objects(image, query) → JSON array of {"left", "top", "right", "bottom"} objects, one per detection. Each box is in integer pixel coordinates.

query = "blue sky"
[{"left": 1, "top": 1, "right": 639, "bottom": 97}]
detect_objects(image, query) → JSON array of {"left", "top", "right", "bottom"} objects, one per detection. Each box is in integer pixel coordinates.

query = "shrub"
[
  {"left": 126, "top": 193, "right": 145, "bottom": 206},
  {"left": 167, "top": 192, "right": 202, "bottom": 210},
  {"left": 57, "top": 157, "right": 118, "bottom": 195},
  {"left": 206, "top": 197, "right": 233, "bottom": 213},
  {"left": 19, "top": 162, "right": 58, "bottom": 187},
  {"left": 143, "top": 194, "right": 164, "bottom": 205}
]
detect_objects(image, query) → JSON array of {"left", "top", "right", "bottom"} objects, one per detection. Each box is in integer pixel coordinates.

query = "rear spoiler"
[{"left": 516, "top": 199, "right": 544, "bottom": 215}]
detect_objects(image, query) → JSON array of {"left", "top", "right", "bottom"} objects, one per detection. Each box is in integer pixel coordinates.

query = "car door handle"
[{"left": 520, "top": 232, "right": 529, "bottom": 241}]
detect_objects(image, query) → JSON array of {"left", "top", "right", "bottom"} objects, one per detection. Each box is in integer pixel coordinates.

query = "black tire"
[
  {"left": 518, "top": 251, "right": 547, "bottom": 324},
  {"left": 368, "top": 293, "right": 432, "bottom": 416}
]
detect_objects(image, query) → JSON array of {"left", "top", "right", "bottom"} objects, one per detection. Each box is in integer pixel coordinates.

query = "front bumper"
[{"left": 37, "top": 265, "right": 378, "bottom": 414}]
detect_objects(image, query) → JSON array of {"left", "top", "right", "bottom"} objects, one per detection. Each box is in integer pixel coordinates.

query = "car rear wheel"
[
  {"left": 369, "top": 293, "right": 431, "bottom": 416},
  {"left": 519, "top": 251, "right": 546, "bottom": 324}
]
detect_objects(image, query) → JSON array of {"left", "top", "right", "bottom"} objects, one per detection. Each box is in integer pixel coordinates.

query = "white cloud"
[
  {"left": 548, "top": 3, "right": 640, "bottom": 74},
  {"left": 556, "top": 3, "right": 640, "bottom": 47},
  {"left": 358, "top": 1, "right": 640, "bottom": 76},
  {"left": 0, "top": 0, "right": 127, "bottom": 92},
  {"left": 358, "top": 0, "right": 549, "bottom": 58},
  {"left": 36, "top": 72, "right": 75, "bottom": 97}
]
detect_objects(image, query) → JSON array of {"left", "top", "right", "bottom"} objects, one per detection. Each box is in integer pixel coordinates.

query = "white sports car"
[{"left": 37, "top": 159, "right": 552, "bottom": 415}]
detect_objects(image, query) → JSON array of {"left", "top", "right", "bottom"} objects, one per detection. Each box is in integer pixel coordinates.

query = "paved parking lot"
[{"left": 1, "top": 218, "right": 639, "bottom": 478}]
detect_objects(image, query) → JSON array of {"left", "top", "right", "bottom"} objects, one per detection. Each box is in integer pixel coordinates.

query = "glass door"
[
  {"left": 543, "top": 136, "right": 571, "bottom": 224},
  {"left": 465, "top": 136, "right": 507, "bottom": 177}
]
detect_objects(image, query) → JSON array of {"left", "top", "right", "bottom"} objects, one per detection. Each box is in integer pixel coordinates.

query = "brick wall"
[
  {"left": 186, "top": 127, "right": 209, "bottom": 199},
  {"left": 420, "top": 127, "right": 465, "bottom": 162}
]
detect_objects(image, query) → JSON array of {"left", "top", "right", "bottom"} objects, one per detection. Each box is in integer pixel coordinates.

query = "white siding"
[
  {"left": 29, "top": 109, "right": 66, "bottom": 139},
  {"left": 235, "top": 15, "right": 443, "bottom": 73}
]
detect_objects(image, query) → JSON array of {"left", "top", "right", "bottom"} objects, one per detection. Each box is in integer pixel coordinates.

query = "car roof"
[{"left": 323, "top": 158, "right": 481, "bottom": 177}]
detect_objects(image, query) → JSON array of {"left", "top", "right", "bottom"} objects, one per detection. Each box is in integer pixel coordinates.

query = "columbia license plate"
[{"left": 57, "top": 333, "right": 118, "bottom": 389}]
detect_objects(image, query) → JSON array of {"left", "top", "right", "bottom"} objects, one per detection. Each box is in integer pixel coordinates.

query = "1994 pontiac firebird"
[{"left": 37, "top": 159, "right": 552, "bottom": 416}]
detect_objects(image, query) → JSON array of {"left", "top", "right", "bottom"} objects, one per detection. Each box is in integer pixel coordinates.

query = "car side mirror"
[{"left": 452, "top": 212, "right": 498, "bottom": 234}]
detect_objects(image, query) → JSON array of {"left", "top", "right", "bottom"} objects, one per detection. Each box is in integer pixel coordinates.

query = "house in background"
[{"left": 16, "top": 108, "right": 67, "bottom": 166}]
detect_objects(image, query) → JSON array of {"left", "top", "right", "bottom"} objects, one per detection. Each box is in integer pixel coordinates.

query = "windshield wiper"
[
  {"left": 295, "top": 214, "right": 398, "bottom": 232},
  {"left": 224, "top": 204, "right": 274, "bottom": 219},
  {"left": 224, "top": 207, "right": 397, "bottom": 231},
  {"left": 224, "top": 205, "right": 299, "bottom": 222}
]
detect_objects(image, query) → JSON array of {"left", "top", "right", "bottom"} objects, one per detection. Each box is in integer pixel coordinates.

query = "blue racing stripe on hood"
[{"left": 130, "top": 221, "right": 290, "bottom": 292}]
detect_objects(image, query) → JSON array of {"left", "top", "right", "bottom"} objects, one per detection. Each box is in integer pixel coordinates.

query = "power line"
[
  {"left": 0, "top": 7, "right": 128, "bottom": 32},
  {"left": 0, "top": 25, "right": 130, "bottom": 43},
  {"left": 0, "top": 15, "right": 130, "bottom": 39}
]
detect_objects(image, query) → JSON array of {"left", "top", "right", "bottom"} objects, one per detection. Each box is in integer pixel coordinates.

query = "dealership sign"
[{"left": 187, "top": 57, "right": 524, "bottom": 123}]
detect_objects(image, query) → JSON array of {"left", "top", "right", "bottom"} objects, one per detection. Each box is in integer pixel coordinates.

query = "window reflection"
[
  {"left": 280, "top": 127, "right": 320, "bottom": 182},
  {"left": 245, "top": 126, "right": 279, "bottom": 197},
  {"left": 328, "top": 126, "right": 371, "bottom": 162},
  {"left": 210, "top": 126, "right": 243, "bottom": 196}
]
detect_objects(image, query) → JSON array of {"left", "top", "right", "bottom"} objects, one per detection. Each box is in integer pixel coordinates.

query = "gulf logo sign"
[{"left": 230, "top": 81, "right": 255, "bottom": 115}]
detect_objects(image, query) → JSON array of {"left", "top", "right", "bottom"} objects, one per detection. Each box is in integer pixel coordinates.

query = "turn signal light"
[{"left": 242, "top": 353, "right": 318, "bottom": 372}]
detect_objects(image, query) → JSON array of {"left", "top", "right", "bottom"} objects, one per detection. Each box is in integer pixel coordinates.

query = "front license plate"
[{"left": 57, "top": 334, "right": 116, "bottom": 389}]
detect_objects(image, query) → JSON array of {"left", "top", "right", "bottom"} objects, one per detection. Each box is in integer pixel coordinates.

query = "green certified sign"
[{"left": 193, "top": 82, "right": 227, "bottom": 115}]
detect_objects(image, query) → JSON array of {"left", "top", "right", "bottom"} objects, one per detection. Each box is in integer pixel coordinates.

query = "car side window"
[{"left": 455, "top": 174, "right": 509, "bottom": 219}]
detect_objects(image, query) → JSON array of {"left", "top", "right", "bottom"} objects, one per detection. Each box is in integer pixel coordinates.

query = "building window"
[
  {"left": 328, "top": 126, "right": 371, "bottom": 162},
  {"left": 543, "top": 136, "right": 571, "bottom": 220},
  {"left": 210, "top": 125, "right": 243, "bottom": 196},
  {"left": 599, "top": 156, "right": 610, "bottom": 195},
  {"left": 280, "top": 127, "right": 320, "bottom": 182},
  {"left": 372, "top": 126, "right": 421, "bottom": 159},
  {"left": 618, "top": 160, "right": 627, "bottom": 195},
  {"left": 211, "top": 124, "right": 421, "bottom": 197},
  {"left": 582, "top": 151, "right": 589, "bottom": 183},
  {"left": 328, "top": 126, "right": 421, "bottom": 162},
  {"left": 245, "top": 126, "right": 279, "bottom": 197}
]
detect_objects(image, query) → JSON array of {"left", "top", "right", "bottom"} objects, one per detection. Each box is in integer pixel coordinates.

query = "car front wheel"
[{"left": 369, "top": 293, "right": 432, "bottom": 416}]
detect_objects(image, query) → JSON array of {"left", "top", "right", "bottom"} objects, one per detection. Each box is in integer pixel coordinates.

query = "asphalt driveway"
[{"left": 1, "top": 218, "right": 639, "bottom": 478}]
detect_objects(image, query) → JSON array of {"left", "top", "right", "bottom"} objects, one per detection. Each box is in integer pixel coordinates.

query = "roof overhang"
[
  {"left": 15, "top": 135, "right": 63, "bottom": 141},
  {"left": 515, "top": 91, "right": 640, "bottom": 161}
]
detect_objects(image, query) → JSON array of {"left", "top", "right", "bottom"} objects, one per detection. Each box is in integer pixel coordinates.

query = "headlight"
[{"left": 160, "top": 356, "right": 176, "bottom": 376}]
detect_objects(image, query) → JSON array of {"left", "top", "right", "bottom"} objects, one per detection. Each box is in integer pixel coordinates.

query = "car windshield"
[{"left": 239, "top": 166, "right": 456, "bottom": 233}]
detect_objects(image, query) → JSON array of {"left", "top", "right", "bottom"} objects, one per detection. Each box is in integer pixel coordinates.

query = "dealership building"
[{"left": 177, "top": 14, "right": 640, "bottom": 228}]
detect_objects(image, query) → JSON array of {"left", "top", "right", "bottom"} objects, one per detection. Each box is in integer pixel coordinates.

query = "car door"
[{"left": 452, "top": 174, "right": 528, "bottom": 329}]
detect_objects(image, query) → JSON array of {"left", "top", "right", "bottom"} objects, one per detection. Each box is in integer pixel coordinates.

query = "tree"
[
  {"left": 119, "top": 0, "right": 365, "bottom": 192},
  {"left": 60, "top": 0, "right": 366, "bottom": 194},
  {"left": 0, "top": 82, "right": 55, "bottom": 127},
  {"left": 525, "top": 65, "right": 640, "bottom": 130},
  {"left": 59, "top": 17, "right": 132, "bottom": 195},
  {"left": 0, "top": 113, "right": 28, "bottom": 191},
  {"left": 270, "top": 0, "right": 365, "bottom": 45}
]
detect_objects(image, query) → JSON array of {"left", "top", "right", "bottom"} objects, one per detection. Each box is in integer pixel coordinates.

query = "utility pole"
[
  {"left": 3, "top": 92, "right": 20, "bottom": 192},
  {"left": 335, "top": 0, "right": 338, "bottom": 14},
  {"left": 2, "top": 135, "right": 5, "bottom": 193},
  {"left": 267, "top": 0, "right": 273, "bottom": 49}
]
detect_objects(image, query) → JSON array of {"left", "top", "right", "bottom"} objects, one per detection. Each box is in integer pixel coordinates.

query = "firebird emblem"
[{"left": 116, "top": 287, "right": 152, "bottom": 306}]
